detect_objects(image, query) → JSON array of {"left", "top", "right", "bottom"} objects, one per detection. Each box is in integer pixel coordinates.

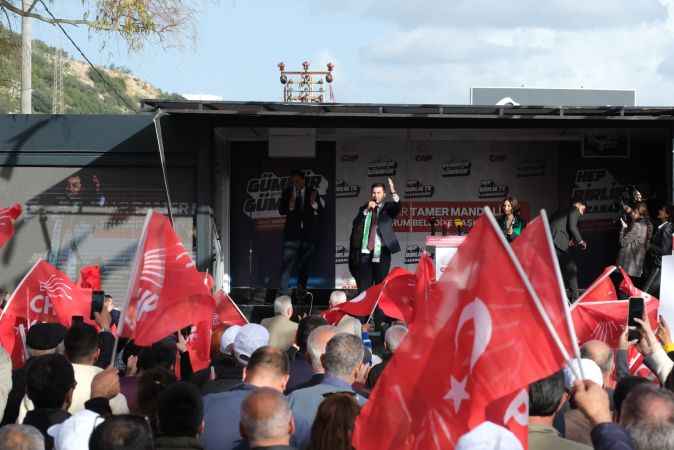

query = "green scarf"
[{"left": 361, "top": 209, "right": 382, "bottom": 260}]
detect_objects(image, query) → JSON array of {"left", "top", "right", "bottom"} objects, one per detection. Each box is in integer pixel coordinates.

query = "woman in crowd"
[
  {"left": 617, "top": 202, "right": 651, "bottom": 283},
  {"left": 307, "top": 392, "right": 361, "bottom": 450},
  {"left": 642, "top": 204, "right": 674, "bottom": 296},
  {"left": 497, "top": 197, "right": 526, "bottom": 242}
]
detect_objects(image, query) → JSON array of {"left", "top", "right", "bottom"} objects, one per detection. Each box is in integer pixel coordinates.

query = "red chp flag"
[
  {"left": 77, "top": 265, "right": 101, "bottom": 290},
  {"left": 512, "top": 215, "right": 578, "bottom": 356},
  {"left": 119, "top": 211, "right": 215, "bottom": 347},
  {"left": 576, "top": 266, "right": 618, "bottom": 302},
  {"left": 571, "top": 298, "right": 659, "bottom": 348},
  {"left": 0, "top": 203, "right": 22, "bottom": 248},
  {"left": 213, "top": 290, "right": 247, "bottom": 326},
  {"left": 353, "top": 211, "right": 568, "bottom": 450},
  {"left": 1, "top": 259, "right": 92, "bottom": 326},
  {"left": 0, "top": 315, "right": 27, "bottom": 368}
]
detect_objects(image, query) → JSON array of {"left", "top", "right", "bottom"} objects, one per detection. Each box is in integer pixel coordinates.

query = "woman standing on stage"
[
  {"left": 617, "top": 202, "right": 651, "bottom": 283},
  {"left": 498, "top": 197, "right": 526, "bottom": 242}
]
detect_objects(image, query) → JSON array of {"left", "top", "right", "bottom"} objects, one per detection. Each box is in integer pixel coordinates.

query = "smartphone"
[
  {"left": 628, "top": 297, "right": 645, "bottom": 341},
  {"left": 90, "top": 290, "right": 105, "bottom": 321}
]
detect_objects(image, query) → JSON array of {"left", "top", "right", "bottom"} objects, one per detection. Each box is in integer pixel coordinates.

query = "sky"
[{"left": 18, "top": 0, "right": 674, "bottom": 105}]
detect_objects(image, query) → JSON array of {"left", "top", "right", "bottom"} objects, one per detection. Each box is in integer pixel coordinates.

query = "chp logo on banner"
[
  {"left": 1, "top": 259, "right": 92, "bottom": 326},
  {"left": 478, "top": 179, "right": 509, "bottom": 199},
  {"left": 367, "top": 160, "right": 397, "bottom": 177},
  {"left": 335, "top": 179, "right": 361, "bottom": 198},
  {"left": 119, "top": 210, "right": 215, "bottom": 347},
  {"left": 405, "top": 244, "right": 423, "bottom": 265},
  {"left": 441, "top": 160, "right": 471, "bottom": 177},
  {"left": 243, "top": 169, "right": 328, "bottom": 229},
  {"left": 571, "top": 168, "right": 625, "bottom": 231},
  {"left": 404, "top": 180, "right": 434, "bottom": 199},
  {"left": 335, "top": 244, "right": 349, "bottom": 265},
  {"left": 517, "top": 160, "right": 546, "bottom": 178}
]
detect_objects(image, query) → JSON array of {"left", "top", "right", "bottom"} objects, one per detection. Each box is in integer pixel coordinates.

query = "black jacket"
[
  {"left": 23, "top": 408, "right": 70, "bottom": 450},
  {"left": 647, "top": 221, "right": 673, "bottom": 268},
  {"left": 278, "top": 186, "right": 322, "bottom": 242},
  {"left": 550, "top": 207, "right": 584, "bottom": 252},
  {"left": 351, "top": 201, "right": 401, "bottom": 254}
]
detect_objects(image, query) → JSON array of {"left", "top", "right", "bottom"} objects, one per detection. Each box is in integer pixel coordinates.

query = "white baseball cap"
[
  {"left": 220, "top": 325, "right": 242, "bottom": 355},
  {"left": 456, "top": 421, "right": 523, "bottom": 450},
  {"left": 563, "top": 358, "right": 604, "bottom": 390},
  {"left": 233, "top": 324, "right": 269, "bottom": 366}
]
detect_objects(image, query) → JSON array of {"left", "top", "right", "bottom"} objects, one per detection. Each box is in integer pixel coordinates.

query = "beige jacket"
[{"left": 261, "top": 316, "right": 298, "bottom": 351}]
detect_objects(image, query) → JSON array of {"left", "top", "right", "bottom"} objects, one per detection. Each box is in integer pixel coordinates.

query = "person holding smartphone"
[{"left": 617, "top": 202, "right": 650, "bottom": 285}]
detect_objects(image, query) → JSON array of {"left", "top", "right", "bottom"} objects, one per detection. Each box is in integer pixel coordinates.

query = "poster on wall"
[
  {"left": 0, "top": 167, "right": 196, "bottom": 305},
  {"left": 334, "top": 137, "right": 560, "bottom": 289},
  {"left": 230, "top": 142, "right": 335, "bottom": 290}
]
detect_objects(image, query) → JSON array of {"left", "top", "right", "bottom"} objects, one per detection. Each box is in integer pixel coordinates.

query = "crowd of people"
[{"left": 0, "top": 285, "right": 673, "bottom": 450}]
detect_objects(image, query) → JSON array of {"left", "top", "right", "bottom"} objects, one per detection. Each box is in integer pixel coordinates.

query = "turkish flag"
[
  {"left": 2, "top": 259, "right": 92, "bottom": 327},
  {"left": 379, "top": 269, "right": 417, "bottom": 323},
  {"left": 213, "top": 290, "right": 247, "bottom": 326},
  {"left": 352, "top": 211, "right": 568, "bottom": 450},
  {"left": 512, "top": 215, "right": 577, "bottom": 358},
  {"left": 78, "top": 265, "right": 101, "bottom": 290},
  {"left": 576, "top": 266, "right": 618, "bottom": 302},
  {"left": 119, "top": 211, "right": 215, "bottom": 347},
  {"left": 571, "top": 298, "right": 659, "bottom": 348},
  {"left": 0, "top": 203, "right": 22, "bottom": 249}
]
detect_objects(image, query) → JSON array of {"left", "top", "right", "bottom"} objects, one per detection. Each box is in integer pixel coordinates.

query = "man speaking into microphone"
[{"left": 350, "top": 177, "right": 401, "bottom": 292}]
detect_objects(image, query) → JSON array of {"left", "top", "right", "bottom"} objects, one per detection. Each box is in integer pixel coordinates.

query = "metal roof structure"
[{"left": 139, "top": 100, "right": 674, "bottom": 130}]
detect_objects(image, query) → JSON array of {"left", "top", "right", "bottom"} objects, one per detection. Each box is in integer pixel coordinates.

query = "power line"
[{"left": 37, "top": 0, "right": 138, "bottom": 112}]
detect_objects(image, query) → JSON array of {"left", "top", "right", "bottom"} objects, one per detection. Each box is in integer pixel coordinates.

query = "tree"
[{"left": 0, "top": 0, "right": 197, "bottom": 50}]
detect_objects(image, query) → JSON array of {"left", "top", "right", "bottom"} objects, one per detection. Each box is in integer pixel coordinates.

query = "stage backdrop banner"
[
  {"left": 230, "top": 141, "right": 335, "bottom": 290},
  {"left": 0, "top": 167, "right": 195, "bottom": 305},
  {"left": 334, "top": 138, "right": 559, "bottom": 289}
]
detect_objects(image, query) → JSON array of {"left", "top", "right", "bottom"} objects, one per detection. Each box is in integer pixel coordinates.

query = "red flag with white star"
[{"left": 352, "top": 210, "right": 568, "bottom": 450}]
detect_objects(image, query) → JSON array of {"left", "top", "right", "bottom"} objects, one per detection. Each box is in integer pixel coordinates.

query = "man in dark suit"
[
  {"left": 550, "top": 199, "right": 588, "bottom": 302},
  {"left": 642, "top": 204, "right": 673, "bottom": 297},
  {"left": 278, "top": 170, "right": 323, "bottom": 295},
  {"left": 351, "top": 178, "right": 401, "bottom": 292}
]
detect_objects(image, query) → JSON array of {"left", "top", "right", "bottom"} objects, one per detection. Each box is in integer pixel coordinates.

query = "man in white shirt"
[{"left": 63, "top": 324, "right": 128, "bottom": 415}]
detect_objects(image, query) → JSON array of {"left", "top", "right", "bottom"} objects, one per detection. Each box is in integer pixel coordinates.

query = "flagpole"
[
  {"left": 484, "top": 207, "right": 581, "bottom": 380},
  {"left": 153, "top": 110, "right": 174, "bottom": 225},
  {"left": 541, "top": 209, "right": 585, "bottom": 379},
  {"left": 111, "top": 209, "right": 153, "bottom": 367},
  {"left": 365, "top": 277, "right": 391, "bottom": 325},
  {"left": 571, "top": 266, "right": 618, "bottom": 309},
  {"left": 0, "top": 258, "right": 42, "bottom": 322}
]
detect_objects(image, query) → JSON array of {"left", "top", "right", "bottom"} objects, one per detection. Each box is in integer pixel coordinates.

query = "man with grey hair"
[
  {"left": 0, "top": 424, "right": 45, "bottom": 450},
  {"left": 286, "top": 325, "right": 337, "bottom": 394},
  {"left": 621, "top": 384, "right": 674, "bottom": 450},
  {"left": 261, "top": 295, "right": 298, "bottom": 352},
  {"left": 368, "top": 324, "right": 407, "bottom": 389},
  {"left": 240, "top": 387, "right": 295, "bottom": 450},
  {"left": 288, "top": 333, "right": 367, "bottom": 448},
  {"left": 580, "top": 340, "right": 614, "bottom": 387}
]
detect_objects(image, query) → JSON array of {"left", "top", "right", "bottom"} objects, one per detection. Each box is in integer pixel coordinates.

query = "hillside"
[{"left": 0, "top": 26, "right": 183, "bottom": 114}]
